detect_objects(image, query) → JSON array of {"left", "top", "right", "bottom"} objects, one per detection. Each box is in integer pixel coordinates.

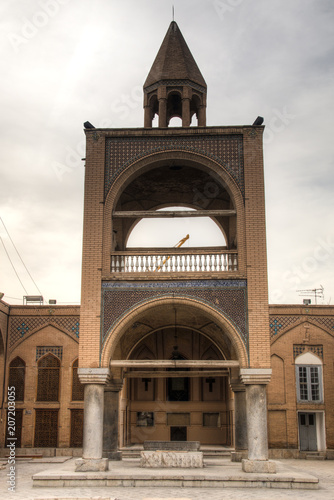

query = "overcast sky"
[{"left": 1, "top": 0, "right": 333, "bottom": 306}]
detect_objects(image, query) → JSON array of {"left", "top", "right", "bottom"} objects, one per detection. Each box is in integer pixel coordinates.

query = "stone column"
[
  {"left": 75, "top": 368, "right": 110, "bottom": 472},
  {"left": 144, "top": 105, "right": 152, "bottom": 128},
  {"left": 158, "top": 98, "right": 167, "bottom": 127},
  {"left": 198, "top": 105, "right": 206, "bottom": 126},
  {"left": 229, "top": 377, "right": 248, "bottom": 462},
  {"left": 182, "top": 98, "right": 191, "bottom": 127},
  {"left": 103, "top": 379, "right": 123, "bottom": 460},
  {"left": 240, "top": 368, "right": 276, "bottom": 473}
]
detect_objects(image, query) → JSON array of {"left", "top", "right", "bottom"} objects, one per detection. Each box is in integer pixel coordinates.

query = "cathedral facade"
[{"left": 1, "top": 22, "right": 333, "bottom": 465}]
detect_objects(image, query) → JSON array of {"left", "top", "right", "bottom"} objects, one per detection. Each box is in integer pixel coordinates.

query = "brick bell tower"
[{"left": 77, "top": 21, "right": 274, "bottom": 474}]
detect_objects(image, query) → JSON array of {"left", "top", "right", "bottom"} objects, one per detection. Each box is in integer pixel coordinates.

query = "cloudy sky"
[{"left": 1, "top": 0, "right": 333, "bottom": 306}]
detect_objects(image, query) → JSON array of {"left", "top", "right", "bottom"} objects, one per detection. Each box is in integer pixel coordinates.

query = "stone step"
[
  {"left": 301, "top": 451, "right": 326, "bottom": 460},
  {"left": 305, "top": 454, "right": 326, "bottom": 460},
  {"left": 32, "top": 460, "right": 320, "bottom": 490},
  {"left": 120, "top": 448, "right": 232, "bottom": 459}
]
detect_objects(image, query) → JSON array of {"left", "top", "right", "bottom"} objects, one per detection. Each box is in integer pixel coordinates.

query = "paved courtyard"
[{"left": 1, "top": 457, "right": 334, "bottom": 500}]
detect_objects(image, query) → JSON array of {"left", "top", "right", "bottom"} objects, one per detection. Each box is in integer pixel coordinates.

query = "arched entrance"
[
  {"left": 124, "top": 326, "right": 233, "bottom": 446},
  {"left": 101, "top": 296, "right": 248, "bottom": 449}
]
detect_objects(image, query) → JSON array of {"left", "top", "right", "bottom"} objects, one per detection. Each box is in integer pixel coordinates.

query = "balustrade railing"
[{"left": 110, "top": 250, "right": 238, "bottom": 273}]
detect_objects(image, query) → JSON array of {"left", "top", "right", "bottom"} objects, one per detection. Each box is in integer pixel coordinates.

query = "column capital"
[
  {"left": 78, "top": 367, "right": 111, "bottom": 385},
  {"left": 229, "top": 379, "right": 246, "bottom": 392},
  {"left": 240, "top": 368, "right": 272, "bottom": 385},
  {"left": 105, "top": 379, "right": 123, "bottom": 392}
]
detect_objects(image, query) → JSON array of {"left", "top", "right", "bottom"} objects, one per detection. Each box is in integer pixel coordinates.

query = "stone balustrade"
[{"left": 110, "top": 250, "right": 238, "bottom": 273}]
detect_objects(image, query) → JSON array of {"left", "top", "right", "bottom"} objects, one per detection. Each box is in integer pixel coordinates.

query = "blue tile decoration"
[
  {"left": 71, "top": 322, "right": 80, "bottom": 338},
  {"left": 269, "top": 319, "right": 283, "bottom": 336},
  {"left": 105, "top": 135, "right": 244, "bottom": 197},
  {"left": 101, "top": 279, "right": 248, "bottom": 349},
  {"left": 17, "top": 322, "right": 29, "bottom": 337},
  {"left": 269, "top": 316, "right": 299, "bottom": 337}
]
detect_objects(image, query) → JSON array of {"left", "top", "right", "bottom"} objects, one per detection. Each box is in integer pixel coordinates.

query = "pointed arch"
[
  {"left": 8, "top": 357, "right": 25, "bottom": 401},
  {"left": 37, "top": 353, "right": 60, "bottom": 402},
  {"left": 268, "top": 354, "right": 286, "bottom": 404}
]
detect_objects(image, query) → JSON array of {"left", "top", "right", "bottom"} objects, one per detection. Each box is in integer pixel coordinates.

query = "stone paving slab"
[
  {"left": 2, "top": 458, "right": 334, "bottom": 500},
  {"left": 32, "top": 457, "right": 319, "bottom": 490}
]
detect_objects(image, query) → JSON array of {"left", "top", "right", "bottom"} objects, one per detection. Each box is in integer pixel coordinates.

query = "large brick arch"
[
  {"left": 102, "top": 150, "right": 245, "bottom": 274},
  {"left": 101, "top": 295, "right": 248, "bottom": 369}
]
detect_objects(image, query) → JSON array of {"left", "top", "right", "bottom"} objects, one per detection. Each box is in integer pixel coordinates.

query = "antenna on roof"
[
  {"left": 172, "top": 5, "right": 175, "bottom": 21},
  {"left": 296, "top": 285, "right": 324, "bottom": 305}
]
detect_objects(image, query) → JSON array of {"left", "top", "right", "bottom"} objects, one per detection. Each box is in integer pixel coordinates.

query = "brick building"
[{"left": 0, "top": 21, "right": 333, "bottom": 466}]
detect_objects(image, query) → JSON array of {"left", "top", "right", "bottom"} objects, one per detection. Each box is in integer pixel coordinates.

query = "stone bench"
[{"left": 143, "top": 440, "right": 200, "bottom": 451}]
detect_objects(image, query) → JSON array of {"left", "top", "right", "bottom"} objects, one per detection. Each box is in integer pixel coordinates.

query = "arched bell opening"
[{"left": 166, "top": 91, "right": 182, "bottom": 125}]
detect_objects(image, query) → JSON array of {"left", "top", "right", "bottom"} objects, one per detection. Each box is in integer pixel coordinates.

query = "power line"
[
  {"left": 0, "top": 217, "right": 43, "bottom": 296},
  {"left": 0, "top": 236, "right": 28, "bottom": 295}
]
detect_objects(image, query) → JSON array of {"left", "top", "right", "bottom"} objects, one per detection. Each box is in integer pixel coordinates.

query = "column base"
[
  {"left": 75, "top": 458, "right": 109, "bottom": 472},
  {"left": 103, "top": 450, "right": 122, "bottom": 460},
  {"left": 231, "top": 450, "right": 248, "bottom": 462},
  {"left": 242, "top": 459, "right": 276, "bottom": 474}
]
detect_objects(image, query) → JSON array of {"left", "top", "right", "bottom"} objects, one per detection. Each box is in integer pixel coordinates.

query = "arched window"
[
  {"left": 295, "top": 352, "right": 323, "bottom": 403},
  {"left": 8, "top": 357, "right": 25, "bottom": 401},
  {"left": 71, "top": 359, "right": 84, "bottom": 401},
  {"left": 37, "top": 354, "right": 60, "bottom": 401}
]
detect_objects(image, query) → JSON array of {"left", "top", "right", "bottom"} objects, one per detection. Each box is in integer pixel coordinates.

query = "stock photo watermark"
[
  {"left": 52, "top": 83, "right": 143, "bottom": 182},
  {"left": 7, "top": 386, "right": 16, "bottom": 492},
  {"left": 213, "top": 0, "right": 245, "bottom": 21},
  {"left": 111, "top": 86, "right": 142, "bottom": 122},
  {"left": 263, "top": 107, "right": 296, "bottom": 144},
  {"left": 51, "top": 118, "right": 115, "bottom": 182},
  {"left": 270, "top": 235, "right": 334, "bottom": 303},
  {"left": 8, "top": 0, "right": 71, "bottom": 53}
]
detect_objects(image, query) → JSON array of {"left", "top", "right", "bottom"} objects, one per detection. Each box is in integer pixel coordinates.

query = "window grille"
[
  {"left": 34, "top": 410, "right": 58, "bottom": 447},
  {"left": 36, "top": 346, "right": 63, "bottom": 361},
  {"left": 8, "top": 357, "right": 25, "bottom": 401},
  {"left": 72, "top": 359, "right": 84, "bottom": 401},
  {"left": 70, "top": 409, "right": 83, "bottom": 447},
  {"left": 296, "top": 366, "right": 322, "bottom": 402},
  {"left": 293, "top": 345, "right": 323, "bottom": 359},
  {"left": 37, "top": 354, "right": 60, "bottom": 401}
]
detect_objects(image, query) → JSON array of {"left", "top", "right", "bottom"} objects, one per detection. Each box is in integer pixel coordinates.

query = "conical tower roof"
[{"left": 144, "top": 21, "right": 206, "bottom": 89}]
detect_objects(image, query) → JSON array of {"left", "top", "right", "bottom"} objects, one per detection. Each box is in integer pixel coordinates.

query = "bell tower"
[
  {"left": 78, "top": 20, "right": 274, "bottom": 475},
  {"left": 143, "top": 21, "right": 207, "bottom": 127}
]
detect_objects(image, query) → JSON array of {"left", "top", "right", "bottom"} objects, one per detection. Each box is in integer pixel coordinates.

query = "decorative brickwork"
[
  {"left": 102, "top": 279, "right": 248, "bottom": 347},
  {"left": 144, "top": 79, "right": 206, "bottom": 94},
  {"left": 105, "top": 135, "right": 244, "bottom": 197},
  {"left": 293, "top": 345, "right": 323, "bottom": 359},
  {"left": 270, "top": 315, "right": 334, "bottom": 339},
  {"left": 269, "top": 316, "right": 300, "bottom": 337},
  {"left": 9, "top": 316, "right": 80, "bottom": 347},
  {"left": 312, "top": 316, "right": 334, "bottom": 331}
]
